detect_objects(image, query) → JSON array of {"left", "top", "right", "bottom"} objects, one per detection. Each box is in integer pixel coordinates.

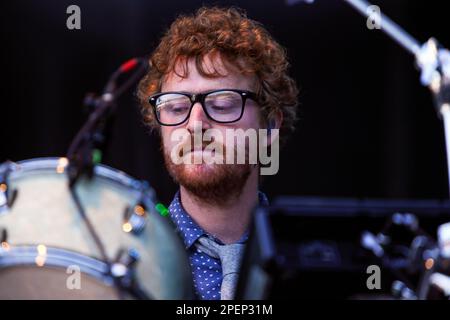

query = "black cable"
[
  {"left": 69, "top": 185, "right": 136, "bottom": 299},
  {"left": 68, "top": 185, "right": 110, "bottom": 264}
]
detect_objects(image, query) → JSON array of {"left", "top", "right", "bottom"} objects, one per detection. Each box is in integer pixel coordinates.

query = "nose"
[{"left": 186, "top": 102, "right": 212, "bottom": 133}]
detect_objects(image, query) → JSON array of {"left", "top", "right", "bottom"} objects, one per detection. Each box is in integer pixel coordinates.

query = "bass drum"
[{"left": 0, "top": 157, "right": 194, "bottom": 299}]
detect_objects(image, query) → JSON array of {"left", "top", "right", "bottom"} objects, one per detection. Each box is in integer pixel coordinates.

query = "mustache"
[
  {"left": 163, "top": 128, "right": 253, "bottom": 165},
  {"left": 179, "top": 133, "right": 224, "bottom": 156}
]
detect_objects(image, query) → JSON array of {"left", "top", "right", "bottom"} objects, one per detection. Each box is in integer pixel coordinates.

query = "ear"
[{"left": 266, "top": 110, "right": 283, "bottom": 146}]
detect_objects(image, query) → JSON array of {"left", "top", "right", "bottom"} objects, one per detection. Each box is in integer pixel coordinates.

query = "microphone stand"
[
  {"left": 65, "top": 58, "right": 148, "bottom": 293},
  {"left": 290, "top": 0, "right": 450, "bottom": 198},
  {"left": 67, "top": 58, "right": 148, "bottom": 187},
  {"left": 288, "top": 0, "right": 450, "bottom": 300}
]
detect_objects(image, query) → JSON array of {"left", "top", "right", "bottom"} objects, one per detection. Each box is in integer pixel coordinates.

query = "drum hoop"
[
  {"left": 0, "top": 245, "right": 111, "bottom": 284},
  {"left": 0, "top": 245, "right": 152, "bottom": 299},
  {"left": 3, "top": 157, "right": 155, "bottom": 199}
]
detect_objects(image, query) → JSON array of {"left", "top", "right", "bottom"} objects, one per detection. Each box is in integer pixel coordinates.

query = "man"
[{"left": 138, "top": 7, "right": 298, "bottom": 300}]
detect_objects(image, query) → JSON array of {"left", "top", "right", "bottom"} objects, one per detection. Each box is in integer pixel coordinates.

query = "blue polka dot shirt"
[{"left": 168, "top": 190, "right": 268, "bottom": 300}]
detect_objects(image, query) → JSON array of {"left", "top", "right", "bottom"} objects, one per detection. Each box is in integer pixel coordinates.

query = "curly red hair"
[{"left": 137, "top": 6, "right": 299, "bottom": 145}]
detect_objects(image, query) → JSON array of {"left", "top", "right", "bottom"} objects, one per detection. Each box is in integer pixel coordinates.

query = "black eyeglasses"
[{"left": 148, "top": 89, "right": 258, "bottom": 126}]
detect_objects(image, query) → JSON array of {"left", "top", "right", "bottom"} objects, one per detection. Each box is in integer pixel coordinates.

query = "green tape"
[
  {"left": 92, "top": 149, "right": 102, "bottom": 164},
  {"left": 155, "top": 203, "right": 169, "bottom": 217}
]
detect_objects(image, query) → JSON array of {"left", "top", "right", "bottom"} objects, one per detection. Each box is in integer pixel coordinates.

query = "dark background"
[{"left": 1, "top": 0, "right": 449, "bottom": 205}]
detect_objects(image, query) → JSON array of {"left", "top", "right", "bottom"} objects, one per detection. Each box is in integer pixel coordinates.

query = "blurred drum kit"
[
  {"left": 0, "top": 58, "right": 195, "bottom": 299},
  {"left": 1, "top": 0, "right": 450, "bottom": 299}
]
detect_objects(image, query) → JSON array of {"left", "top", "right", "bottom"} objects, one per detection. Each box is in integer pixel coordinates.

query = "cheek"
[
  {"left": 161, "top": 126, "right": 192, "bottom": 154},
  {"left": 161, "top": 127, "right": 175, "bottom": 151},
  {"left": 236, "top": 106, "right": 263, "bottom": 130}
]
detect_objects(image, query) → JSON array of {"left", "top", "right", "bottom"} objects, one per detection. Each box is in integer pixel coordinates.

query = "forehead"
[{"left": 161, "top": 54, "right": 256, "bottom": 93}]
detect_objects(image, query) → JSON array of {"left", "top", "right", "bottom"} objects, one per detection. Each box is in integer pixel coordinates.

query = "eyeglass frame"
[{"left": 148, "top": 88, "right": 259, "bottom": 126}]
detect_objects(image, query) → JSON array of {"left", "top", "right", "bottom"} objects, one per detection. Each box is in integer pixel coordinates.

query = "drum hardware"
[
  {"left": 109, "top": 248, "right": 149, "bottom": 299},
  {"left": 391, "top": 280, "right": 418, "bottom": 300},
  {"left": 0, "top": 162, "right": 18, "bottom": 214},
  {"left": 407, "top": 235, "right": 436, "bottom": 274},
  {"left": 0, "top": 244, "right": 150, "bottom": 299},
  {"left": 383, "top": 213, "right": 419, "bottom": 234},
  {"left": 359, "top": 214, "right": 430, "bottom": 298},
  {"left": 0, "top": 245, "right": 110, "bottom": 276},
  {"left": 360, "top": 213, "right": 450, "bottom": 299},
  {"left": 122, "top": 185, "right": 152, "bottom": 235},
  {"left": 122, "top": 204, "right": 148, "bottom": 235},
  {"left": 357, "top": 209, "right": 450, "bottom": 300},
  {"left": 415, "top": 222, "right": 450, "bottom": 299},
  {"left": 290, "top": 0, "right": 450, "bottom": 197},
  {"left": 237, "top": 197, "right": 450, "bottom": 299},
  {"left": 437, "top": 222, "right": 450, "bottom": 259},
  {"left": 361, "top": 231, "right": 385, "bottom": 258},
  {"left": 113, "top": 248, "right": 140, "bottom": 276}
]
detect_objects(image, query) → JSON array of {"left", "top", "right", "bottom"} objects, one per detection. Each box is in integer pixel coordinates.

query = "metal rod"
[
  {"left": 343, "top": 0, "right": 421, "bottom": 56},
  {"left": 290, "top": 0, "right": 450, "bottom": 196},
  {"left": 440, "top": 104, "right": 450, "bottom": 193},
  {"left": 343, "top": 0, "right": 450, "bottom": 197}
]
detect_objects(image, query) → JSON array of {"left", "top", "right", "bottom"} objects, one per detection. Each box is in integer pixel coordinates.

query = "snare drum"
[{"left": 0, "top": 158, "right": 194, "bottom": 299}]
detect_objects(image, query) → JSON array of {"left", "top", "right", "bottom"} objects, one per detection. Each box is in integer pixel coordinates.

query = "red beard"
[{"left": 162, "top": 138, "right": 252, "bottom": 206}]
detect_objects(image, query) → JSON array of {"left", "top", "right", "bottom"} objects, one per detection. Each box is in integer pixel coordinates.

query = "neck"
[{"left": 180, "top": 168, "right": 259, "bottom": 244}]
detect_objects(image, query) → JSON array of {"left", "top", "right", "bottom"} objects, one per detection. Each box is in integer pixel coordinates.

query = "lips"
[
  {"left": 184, "top": 148, "right": 215, "bottom": 156},
  {"left": 182, "top": 141, "right": 214, "bottom": 156}
]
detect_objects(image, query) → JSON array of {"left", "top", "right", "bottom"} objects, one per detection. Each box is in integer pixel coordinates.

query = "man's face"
[{"left": 160, "top": 55, "right": 262, "bottom": 204}]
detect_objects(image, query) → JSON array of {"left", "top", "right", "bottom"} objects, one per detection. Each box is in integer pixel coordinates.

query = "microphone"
[
  {"left": 67, "top": 57, "right": 148, "bottom": 186},
  {"left": 102, "top": 57, "right": 146, "bottom": 96}
]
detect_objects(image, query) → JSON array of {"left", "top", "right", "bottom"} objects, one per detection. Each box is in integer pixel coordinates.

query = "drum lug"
[
  {"left": 113, "top": 248, "right": 140, "bottom": 268},
  {"left": 111, "top": 248, "right": 140, "bottom": 286},
  {"left": 122, "top": 204, "right": 147, "bottom": 235},
  {"left": 0, "top": 161, "right": 18, "bottom": 215}
]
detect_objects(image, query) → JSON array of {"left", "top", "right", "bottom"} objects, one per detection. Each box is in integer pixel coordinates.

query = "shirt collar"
[
  {"left": 168, "top": 191, "right": 205, "bottom": 249},
  {"left": 168, "top": 190, "right": 269, "bottom": 249}
]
